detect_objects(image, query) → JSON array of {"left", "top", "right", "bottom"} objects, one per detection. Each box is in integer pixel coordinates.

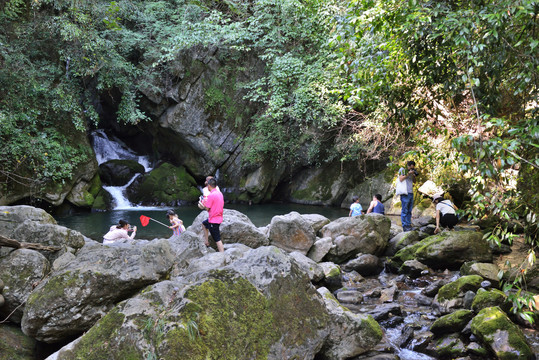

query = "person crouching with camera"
[{"left": 103, "top": 220, "right": 137, "bottom": 245}]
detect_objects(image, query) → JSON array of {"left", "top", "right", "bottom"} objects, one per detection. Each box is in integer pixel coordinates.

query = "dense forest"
[{"left": 1, "top": 0, "right": 537, "bottom": 318}]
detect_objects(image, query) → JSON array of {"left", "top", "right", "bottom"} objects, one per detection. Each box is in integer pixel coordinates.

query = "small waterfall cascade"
[{"left": 91, "top": 130, "right": 153, "bottom": 210}]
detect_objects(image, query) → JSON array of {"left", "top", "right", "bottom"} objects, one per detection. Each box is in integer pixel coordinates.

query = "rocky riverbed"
[{"left": 0, "top": 205, "right": 537, "bottom": 359}]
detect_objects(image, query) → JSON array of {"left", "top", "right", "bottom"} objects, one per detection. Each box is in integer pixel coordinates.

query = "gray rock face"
[
  {"left": 0, "top": 249, "right": 51, "bottom": 323},
  {"left": 98, "top": 159, "right": 145, "bottom": 186},
  {"left": 301, "top": 214, "right": 331, "bottom": 234},
  {"left": 385, "top": 231, "right": 420, "bottom": 256},
  {"left": 307, "top": 237, "right": 333, "bottom": 263},
  {"left": 400, "top": 259, "right": 429, "bottom": 278},
  {"left": 320, "top": 215, "right": 391, "bottom": 263},
  {"left": 268, "top": 212, "right": 316, "bottom": 255},
  {"left": 317, "top": 287, "right": 383, "bottom": 360},
  {"left": 289, "top": 251, "right": 324, "bottom": 282},
  {"left": 47, "top": 247, "right": 338, "bottom": 359},
  {"left": 188, "top": 209, "right": 269, "bottom": 249},
  {"left": 21, "top": 239, "right": 175, "bottom": 343},
  {"left": 0, "top": 206, "right": 56, "bottom": 237},
  {"left": 341, "top": 254, "right": 384, "bottom": 276}
]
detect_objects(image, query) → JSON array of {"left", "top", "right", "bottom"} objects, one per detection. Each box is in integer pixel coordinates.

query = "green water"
[{"left": 55, "top": 203, "right": 349, "bottom": 241}]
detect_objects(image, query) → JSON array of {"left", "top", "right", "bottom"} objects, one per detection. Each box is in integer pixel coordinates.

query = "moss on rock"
[
  {"left": 471, "top": 306, "right": 533, "bottom": 360},
  {"left": 437, "top": 275, "right": 483, "bottom": 302},
  {"left": 0, "top": 324, "right": 36, "bottom": 360},
  {"left": 430, "top": 310, "right": 474, "bottom": 335},
  {"left": 471, "top": 289, "right": 508, "bottom": 313}
]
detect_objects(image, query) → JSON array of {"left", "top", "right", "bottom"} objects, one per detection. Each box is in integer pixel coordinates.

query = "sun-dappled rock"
[
  {"left": 21, "top": 239, "right": 175, "bottom": 343},
  {"left": 320, "top": 215, "right": 391, "bottom": 263},
  {"left": 268, "top": 212, "right": 316, "bottom": 255},
  {"left": 0, "top": 249, "right": 50, "bottom": 324},
  {"left": 188, "top": 209, "right": 269, "bottom": 249}
]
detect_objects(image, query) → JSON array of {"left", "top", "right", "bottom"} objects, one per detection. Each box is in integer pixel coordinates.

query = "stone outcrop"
[
  {"left": 98, "top": 160, "right": 145, "bottom": 186},
  {"left": 320, "top": 215, "right": 391, "bottom": 263},
  {"left": 21, "top": 240, "right": 175, "bottom": 343},
  {"left": 268, "top": 212, "right": 316, "bottom": 255}
]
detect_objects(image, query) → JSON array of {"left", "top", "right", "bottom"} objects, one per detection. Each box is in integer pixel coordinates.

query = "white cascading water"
[{"left": 91, "top": 130, "right": 153, "bottom": 209}]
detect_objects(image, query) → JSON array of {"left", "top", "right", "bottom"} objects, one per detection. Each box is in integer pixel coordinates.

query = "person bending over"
[
  {"left": 433, "top": 195, "right": 459, "bottom": 234},
  {"left": 103, "top": 220, "right": 136, "bottom": 245}
]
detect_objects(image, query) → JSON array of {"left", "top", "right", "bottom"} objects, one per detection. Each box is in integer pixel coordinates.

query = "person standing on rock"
[
  {"left": 103, "top": 220, "right": 137, "bottom": 245},
  {"left": 398, "top": 160, "right": 418, "bottom": 231},
  {"left": 433, "top": 195, "right": 459, "bottom": 233},
  {"left": 366, "top": 194, "right": 385, "bottom": 215},
  {"left": 349, "top": 196, "right": 363, "bottom": 217},
  {"left": 201, "top": 178, "right": 225, "bottom": 252}
]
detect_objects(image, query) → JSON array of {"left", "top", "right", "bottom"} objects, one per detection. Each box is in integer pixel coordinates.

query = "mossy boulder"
[
  {"left": 460, "top": 262, "right": 500, "bottom": 283},
  {"left": 128, "top": 163, "right": 200, "bottom": 205},
  {"left": 388, "top": 231, "right": 492, "bottom": 270},
  {"left": 471, "top": 306, "right": 533, "bottom": 360},
  {"left": 66, "top": 173, "right": 103, "bottom": 208},
  {"left": 0, "top": 323, "right": 37, "bottom": 360},
  {"left": 268, "top": 212, "right": 316, "bottom": 255},
  {"left": 437, "top": 275, "right": 483, "bottom": 302},
  {"left": 50, "top": 247, "right": 343, "bottom": 359},
  {"left": 320, "top": 215, "right": 391, "bottom": 263},
  {"left": 430, "top": 333, "right": 466, "bottom": 358},
  {"left": 99, "top": 159, "right": 145, "bottom": 186},
  {"left": 430, "top": 310, "right": 474, "bottom": 335},
  {"left": 471, "top": 288, "right": 509, "bottom": 313},
  {"left": 385, "top": 230, "right": 420, "bottom": 256},
  {"left": 0, "top": 249, "right": 50, "bottom": 324},
  {"left": 21, "top": 239, "right": 176, "bottom": 343}
]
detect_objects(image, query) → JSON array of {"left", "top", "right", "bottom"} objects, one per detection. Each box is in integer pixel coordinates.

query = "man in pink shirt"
[{"left": 202, "top": 178, "right": 224, "bottom": 252}]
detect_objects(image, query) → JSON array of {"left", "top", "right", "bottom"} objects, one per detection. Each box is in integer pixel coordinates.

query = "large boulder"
[
  {"left": 188, "top": 209, "right": 269, "bottom": 249},
  {"left": 301, "top": 214, "right": 331, "bottom": 234},
  {"left": 341, "top": 254, "right": 384, "bottom": 276},
  {"left": 47, "top": 247, "right": 340, "bottom": 359},
  {"left": 389, "top": 231, "right": 492, "bottom": 270},
  {"left": 98, "top": 160, "right": 145, "bottom": 186},
  {"left": 307, "top": 237, "right": 333, "bottom": 263},
  {"left": 0, "top": 206, "right": 56, "bottom": 237},
  {"left": 127, "top": 163, "right": 200, "bottom": 206},
  {"left": 317, "top": 287, "right": 383, "bottom": 359},
  {"left": 0, "top": 249, "right": 50, "bottom": 324},
  {"left": 433, "top": 275, "right": 483, "bottom": 314},
  {"left": 385, "top": 230, "right": 420, "bottom": 256},
  {"left": 471, "top": 307, "right": 533, "bottom": 360},
  {"left": 21, "top": 239, "right": 175, "bottom": 343},
  {"left": 268, "top": 212, "right": 316, "bottom": 255},
  {"left": 319, "top": 215, "right": 391, "bottom": 263}
]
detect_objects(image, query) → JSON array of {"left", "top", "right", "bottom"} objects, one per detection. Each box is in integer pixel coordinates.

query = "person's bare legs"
[
  {"left": 216, "top": 241, "right": 224, "bottom": 253},
  {"left": 203, "top": 225, "right": 210, "bottom": 247}
]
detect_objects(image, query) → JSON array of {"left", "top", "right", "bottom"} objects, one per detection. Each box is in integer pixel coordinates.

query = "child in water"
[{"left": 167, "top": 210, "right": 185, "bottom": 236}]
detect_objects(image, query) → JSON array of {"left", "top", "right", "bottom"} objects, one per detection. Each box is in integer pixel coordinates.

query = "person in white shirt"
[
  {"left": 433, "top": 195, "right": 458, "bottom": 234},
  {"left": 103, "top": 220, "right": 137, "bottom": 245}
]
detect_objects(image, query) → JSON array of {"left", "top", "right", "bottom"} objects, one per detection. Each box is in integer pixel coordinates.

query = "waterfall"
[{"left": 91, "top": 130, "right": 154, "bottom": 210}]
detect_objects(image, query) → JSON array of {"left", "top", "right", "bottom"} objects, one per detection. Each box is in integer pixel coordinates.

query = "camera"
[{"left": 410, "top": 169, "right": 419, "bottom": 176}]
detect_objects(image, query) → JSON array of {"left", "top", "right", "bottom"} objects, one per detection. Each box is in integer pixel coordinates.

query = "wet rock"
[
  {"left": 98, "top": 159, "right": 145, "bottom": 186},
  {"left": 430, "top": 310, "right": 474, "bottom": 336},
  {"left": 379, "top": 315, "right": 404, "bottom": 328},
  {"left": 380, "top": 285, "right": 398, "bottom": 303},
  {"left": 188, "top": 209, "right": 269, "bottom": 249},
  {"left": 471, "top": 288, "right": 509, "bottom": 313},
  {"left": 426, "top": 333, "right": 466, "bottom": 358},
  {"left": 462, "top": 290, "right": 476, "bottom": 309},
  {"left": 399, "top": 259, "right": 428, "bottom": 278},
  {"left": 351, "top": 352, "right": 399, "bottom": 360},
  {"left": 342, "top": 270, "right": 365, "bottom": 286},
  {"left": 433, "top": 275, "right": 483, "bottom": 314},
  {"left": 368, "top": 304, "right": 402, "bottom": 321},
  {"left": 320, "top": 215, "right": 391, "bottom": 263},
  {"left": 318, "top": 287, "right": 383, "bottom": 359},
  {"left": 319, "top": 262, "right": 343, "bottom": 292},
  {"left": 409, "top": 330, "right": 434, "bottom": 353},
  {"left": 389, "top": 231, "right": 492, "bottom": 270},
  {"left": 336, "top": 289, "right": 363, "bottom": 304},
  {"left": 421, "top": 278, "right": 449, "bottom": 297},
  {"left": 21, "top": 239, "right": 175, "bottom": 343},
  {"left": 415, "top": 293, "right": 434, "bottom": 306},
  {"left": 341, "top": 254, "right": 384, "bottom": 276},
  {"left": 385, "top": 231, "right": 420, "bottom": 257},
  {"left": 307, "top": 237, "right": 333, "bottom": 262},
  {"left": 289, "top": 251, "right": 324, "bottom": 282},
  {"left": 471, "top": 306, "right": 533, "bottom": 360},
  {"left": 466, "top": 341, "right": 489, "bottom": 357},
  {"left": 300, "top": 214, "right": 330, "bottom": 235},
  {"left": 268, "top": 212, "right": 316, "bottom": 255},
  {"left": 0, "top": 323, "right": 37, "bottom": 360},
  {"left": 0, "top": 249, "right": 50, "bottom": 324}
]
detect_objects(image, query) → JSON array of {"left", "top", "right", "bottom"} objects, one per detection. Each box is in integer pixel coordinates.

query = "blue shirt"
[
  {"left": 350, "top": 202, "right": 363, "bottom": 216},
  {"left": 372, "top": 201, "right": 385, "bottom": 215}
]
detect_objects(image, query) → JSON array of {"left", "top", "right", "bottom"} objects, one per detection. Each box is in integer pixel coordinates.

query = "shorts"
[
  {"left": 202, "top": 219, "right": 221, "bottom": 243},
  {"left": 440, "top": 214, "right": 459, "bottom": 229}
]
